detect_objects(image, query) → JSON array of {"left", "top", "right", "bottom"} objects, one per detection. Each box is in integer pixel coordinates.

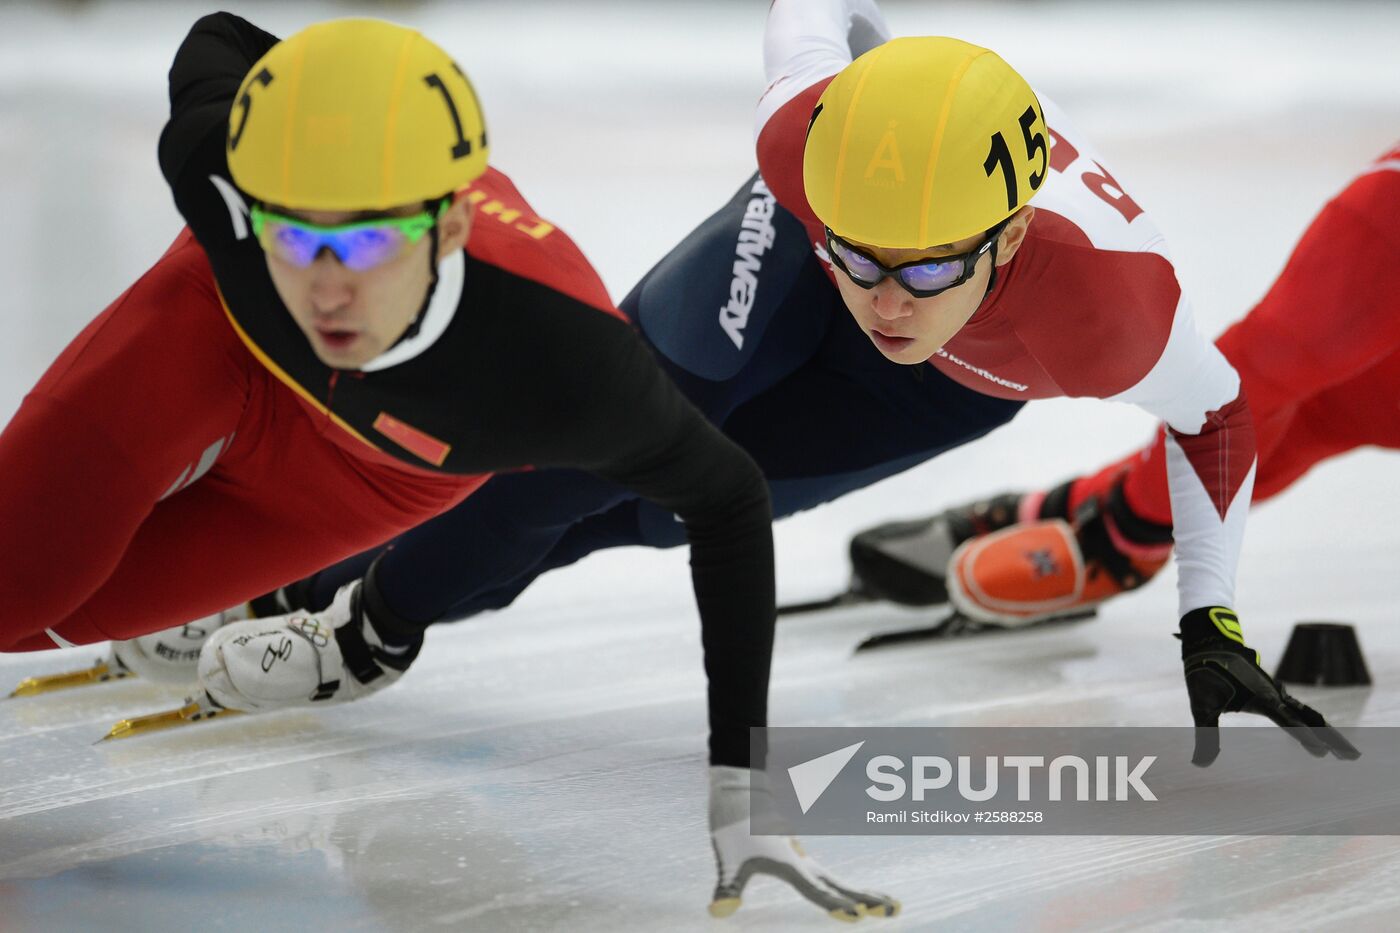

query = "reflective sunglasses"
[
  {"left": 250, "top": 201, "right": 447, "bottom": 271},
  {"left": 824, "top": 219, "right": 1009, "bottom": 299}
]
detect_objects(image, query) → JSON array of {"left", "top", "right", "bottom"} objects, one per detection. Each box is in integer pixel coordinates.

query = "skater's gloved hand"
[
  {"left": 1178, "top": 607, "right": 1361, "bottom": 767},
  {"left": 707, "top": 765, "right": 899, "bottom": 921}
]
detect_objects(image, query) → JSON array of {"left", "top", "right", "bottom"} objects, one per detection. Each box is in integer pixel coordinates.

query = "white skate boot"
[
  {"left": 111, "top": 606, "right": 252, "bottom": 684},
  {"left": 197, "top": 582, "right": 420, "bottom": 713},
  {"left": 9, "top": 607, "right": 250, "bottom": 698}
]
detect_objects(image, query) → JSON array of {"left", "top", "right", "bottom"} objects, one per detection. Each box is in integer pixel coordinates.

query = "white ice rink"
[{"left": 3, "top": 1, "right": 1400, "bottom": 929}]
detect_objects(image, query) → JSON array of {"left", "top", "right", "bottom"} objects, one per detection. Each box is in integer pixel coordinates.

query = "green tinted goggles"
[{"left": 250, "top": 201, "right": 446, "bottom": 271}]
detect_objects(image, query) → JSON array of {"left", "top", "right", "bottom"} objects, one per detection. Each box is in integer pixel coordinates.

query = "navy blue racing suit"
[{"left": 310, "top": 173, "right": 1024, "bottom": 621}]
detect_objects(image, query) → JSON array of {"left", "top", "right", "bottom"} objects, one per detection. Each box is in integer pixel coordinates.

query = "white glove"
[
  {"left": 708, "top": 765, "right": 899, "bottom": 921},
  {"left": 198, "top": 582, "right": 417, "bottom": 712},
  {"left": 111, "top": 605, "right": 251, "bottom": 683}
]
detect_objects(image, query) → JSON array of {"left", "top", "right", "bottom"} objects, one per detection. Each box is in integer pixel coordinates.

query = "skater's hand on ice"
[
  {"left": 707, "top": 766, "right": 899, "bottom": 921},
  {"left": 1178, "top": 607, "right": 1360, "bottom": 767}
]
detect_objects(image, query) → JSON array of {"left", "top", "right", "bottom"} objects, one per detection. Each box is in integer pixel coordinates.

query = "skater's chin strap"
[
  {"left": 977, "top": 230, "right": 1006, "bottom": 308},
  {"left": 359, "top": 222, "right": 467, "bottom": 374}
]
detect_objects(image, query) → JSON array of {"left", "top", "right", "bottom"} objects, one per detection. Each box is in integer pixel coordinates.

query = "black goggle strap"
[
  {"left": 980, "top": 217, "right": 1014, "bottom": 302},
  {"left": 387, "top": 196, "right": 454, "bottom": 349}
]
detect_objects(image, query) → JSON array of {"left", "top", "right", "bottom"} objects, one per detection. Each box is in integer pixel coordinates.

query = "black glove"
[{"left": 1179, "top": 607, "right": 1360, "bottom": 767}]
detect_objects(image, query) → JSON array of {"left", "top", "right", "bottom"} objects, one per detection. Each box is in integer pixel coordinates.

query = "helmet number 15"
[{"left": 983, "top": 106, "right": 1048, "bottom": 213}]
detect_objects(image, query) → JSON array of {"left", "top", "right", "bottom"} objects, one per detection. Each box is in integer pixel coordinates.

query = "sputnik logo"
[{"left": 787, "top": 741, "right": 865, "bottom": 814}]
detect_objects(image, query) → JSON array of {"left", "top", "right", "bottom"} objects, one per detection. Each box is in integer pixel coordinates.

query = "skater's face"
[
  {"left": 832, "top": 208, "right": 1033, "bottom": 365},
  {"left": 263, "top": 196, "right": 475, "bottom": 369}
]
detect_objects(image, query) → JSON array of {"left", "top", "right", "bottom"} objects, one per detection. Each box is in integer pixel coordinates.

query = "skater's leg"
[{"left": 0, "top": 234, "right": 251, "bottom": 649}]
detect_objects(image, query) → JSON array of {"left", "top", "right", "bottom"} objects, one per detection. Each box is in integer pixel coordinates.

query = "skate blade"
[
  {"left": 9, "top": 660, "right": 133, "bottom": 697},
  {"left": 100, "top": 697, "right": 239, "bottom": 742},
  {"left": 855, "top": 608, "right": 1097, "bottom": 652},
  {"left": 777, "top": 587, "right": 874, "bottom": 617}
]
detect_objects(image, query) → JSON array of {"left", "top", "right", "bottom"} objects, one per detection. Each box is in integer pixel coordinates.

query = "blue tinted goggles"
[{"left": 824, "top": 220, "right": 1009, "bottom": 299}]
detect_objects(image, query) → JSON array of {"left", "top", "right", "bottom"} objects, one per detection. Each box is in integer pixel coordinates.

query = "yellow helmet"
[
  {"left": 803, "top": 37, "right": 1047, "bottom": 249},
  {"left": 227, "top": 18, "right": 488, "bottom": 211}
]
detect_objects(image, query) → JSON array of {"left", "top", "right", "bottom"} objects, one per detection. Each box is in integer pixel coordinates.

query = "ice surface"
[{"left": 2, "top": 2, "right": 1400, "bottom": 930}]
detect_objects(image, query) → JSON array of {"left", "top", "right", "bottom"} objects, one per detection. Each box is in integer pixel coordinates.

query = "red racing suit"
[
  {"left": 1069, "top": 146, "right": 1400, "bottom": 527},
  {"left": 0, "top": 229, "right": 480, "bottom": 651}
]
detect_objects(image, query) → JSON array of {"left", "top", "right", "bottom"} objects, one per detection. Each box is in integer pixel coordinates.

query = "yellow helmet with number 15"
[
  {"left": 803, "top": 36, "right": 1048, "bottom": 249},
  {"left": 226, "top": 18, "right": 489, "bottom": 211}
]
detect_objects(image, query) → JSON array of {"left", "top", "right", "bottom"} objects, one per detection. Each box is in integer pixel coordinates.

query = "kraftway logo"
[
  {"left": 787, "top": 741, "right": 1157, "bottom": 814},
  {"left": 718, "top": 177, "right": 778, "bottom": 350}
]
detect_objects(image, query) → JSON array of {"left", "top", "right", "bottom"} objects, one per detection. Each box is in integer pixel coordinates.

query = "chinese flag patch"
[{"left": 373, "top": 413, "right": 452, "bottom": 467}]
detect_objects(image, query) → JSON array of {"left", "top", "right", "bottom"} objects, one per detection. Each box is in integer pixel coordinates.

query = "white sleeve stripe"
[
  {"left": 754, "top": 61, "right": 844, "bottom": 145},
  {"left": 1110, "top": 292, "right": 1253, "bottom": 617},
  {"left": 45, "top": 628, "right": 78, "bottom": 649},
  {"left": 1167, "top": 439, "right": 1255, "bottom": 614},
  {"left": 1106, "top": 293, "right": 1239, "bottom": 434},
  {"left": 755, "top": 0, "right": 892, "bottom": 142}
]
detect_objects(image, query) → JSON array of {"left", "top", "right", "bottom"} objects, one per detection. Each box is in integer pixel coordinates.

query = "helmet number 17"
[{"left": 229, "top": 67, "right": 274, "bottom": 152}]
